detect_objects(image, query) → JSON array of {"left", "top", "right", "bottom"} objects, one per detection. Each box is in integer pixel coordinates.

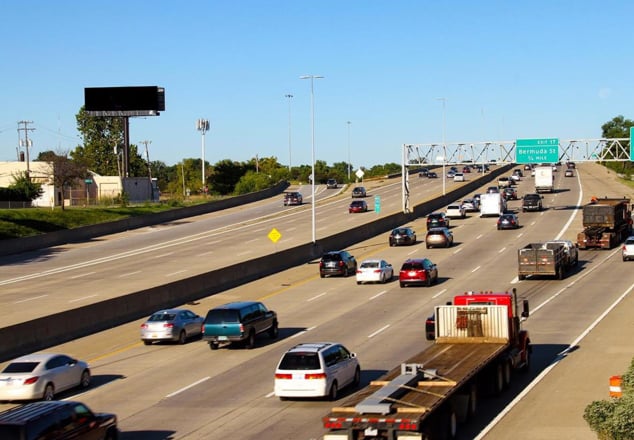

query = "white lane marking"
[
  {"left": 510, "top": 276, "right": 519, "bottom": 284},
  {"left": 407, "top": 249, "right": 418, "bottom": 255},
  {"left": 245, "top": 238, "right": 259, "bottom": 244},
  {"left": 498, "top": 247, "right": 506, "bottom": 254},
  {"left": 476, "top": 281, "right": 634, "bottom": 440},
  {"left": 236, "top": 251, "right": 252, "bottom": 256},
  {"left": 307, "top": 292, "right": 328, "bottom": 302},
  {"left": 197, "top": 250, "right": 215, "bottom": 257},
  {"left": 432, "top": 288, "right": 447, "bottom": 299},
  {"left": 453, "top": 248, "right": 463, "bottom": 255},
  {"left": 530, "top": 221, "right": 536, "bottom": 226},
  {"left": 69, "top": 294, "right": 98, "bottom": 303},
  {"left": 370, "top": 291, "right": 387, "bottom": 300},
  {"left": 471, "top": 266, "right": 481, "bottom": 273},
  {"left": 152, "top": 252, "right": 174, "bottom": 259},
  {"left": 517, "top": 233, "right": 523, "bottom": 238},
  {"left": 118, "top": 271, "right": 141, "bottom": 278},
  {"left": 165, "top": 377, "right": 211, "bottom": 398},
  {"left": 69, "top": 272, "right": 96, "bottom": 279},
  {"left": 14, "top": 294, "right": 48, "bottom": 304},
  {"left": 476, "top": 234, "right": 483, "bottom": 239},
  {"left": 368, "top": 324, "right": 390, "bottom": 338},
  {"left": 290, "top": 326, "right": 317, "bottom": 338},
  {"left": 165, "top": 270, "right": 187, "bottom": 277}
]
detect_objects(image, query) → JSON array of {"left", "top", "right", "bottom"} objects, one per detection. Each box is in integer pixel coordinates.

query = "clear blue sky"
[{"left": 1, "top": 1, "right": 631, "bottom": 170}]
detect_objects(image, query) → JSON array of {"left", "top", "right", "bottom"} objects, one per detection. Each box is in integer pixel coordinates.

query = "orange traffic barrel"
[{"left": 610, "top": 375, "right": 622, "bottom": 398}]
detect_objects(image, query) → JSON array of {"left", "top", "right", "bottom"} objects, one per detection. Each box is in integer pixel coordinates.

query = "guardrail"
[{"left": 0, "top": 165, "right": 513, "bottom": 362}]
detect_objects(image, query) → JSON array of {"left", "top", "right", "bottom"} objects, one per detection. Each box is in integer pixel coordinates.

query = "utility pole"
[
  {"left": 140, "top": 140, "right": 153, "bottom": 200},
  {"left": 17, "top": 120, "right": 35, "bottom": 180}
]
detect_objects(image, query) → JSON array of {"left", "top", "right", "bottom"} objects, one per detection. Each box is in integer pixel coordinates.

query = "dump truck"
[
  {"left": 517, "top": 240, "right": 578, "bottom": 280},
  {"left": 577, "top": 197, "right": 633, "bottom": 250},
  {"left": 321, "top": 289, "right": 530, "bottom": 440}
]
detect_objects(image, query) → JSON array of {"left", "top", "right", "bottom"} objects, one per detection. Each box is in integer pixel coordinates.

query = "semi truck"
[
  {"left": 577, "top": 197, "right": 633, "bottom": 250},
  {"left": 534, "top": 166, "right": 554, "bottom": 193},
  {"left": 321, "top": 289, "right": 530, "bottom": 440},
  {"left": 517, "top": 240, "right": 578, "bottom": 280},
  {"left": 479, "top": 192, "right": 506, "bottom": 217}
]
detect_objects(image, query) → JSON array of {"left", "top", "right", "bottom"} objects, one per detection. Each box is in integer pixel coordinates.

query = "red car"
[
  {"left": 349, "top": 200, "right": 368, "bottom": 213},
  {"left": 399, "top": 258, "right": 438, "bottom": 287}
]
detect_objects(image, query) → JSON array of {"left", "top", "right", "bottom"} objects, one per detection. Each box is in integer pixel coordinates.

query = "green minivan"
[{"left": 202, "top": 301, "right": 278, "bottom": 350}]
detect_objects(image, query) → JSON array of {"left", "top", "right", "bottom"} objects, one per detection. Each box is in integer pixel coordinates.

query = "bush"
[{"left": 585, "top": 358, "right": 634, "bottom": 439}]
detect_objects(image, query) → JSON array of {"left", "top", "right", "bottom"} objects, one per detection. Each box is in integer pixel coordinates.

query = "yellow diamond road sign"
[{"left": 268, "top": 228, "right": 282, "bottom": 243}]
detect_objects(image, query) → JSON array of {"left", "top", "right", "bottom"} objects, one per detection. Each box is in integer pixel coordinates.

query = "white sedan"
[
  {"left": 0, "top": 353, "right": 91, "bottom": 401},
  {"left": 356, "top": 259, "right": 393, "bottom": 284}
]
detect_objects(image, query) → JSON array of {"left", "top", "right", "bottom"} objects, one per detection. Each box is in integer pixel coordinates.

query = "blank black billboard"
[{"left": 84, "top": 86, "right": 165, "bottom": 112}]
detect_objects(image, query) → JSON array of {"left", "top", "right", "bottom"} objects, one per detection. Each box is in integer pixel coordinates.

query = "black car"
[
  {"left": 0, "top": 401, "right": 118, "bottom": 440},
  {"left": 427, "top": 172, "right": 438, "bottom": 178},
  {"left": 426, "top": 212, "right": 450, "bottom": 229},
  {"left": 351, "top": 186, "right": 367, "bottom": 198},
  {"left": 389, "top": 227, "right": 417, "bottom": 246},
  {"left": 522, "top": 193, "right": 543, "bottom": 212},
  {"left": 283, "top": 192, "right": 303, "bottom": 206},
  {"left": 319, "top": 251, "right": 357, "bottom": 278},
  {"left": 497, "top": 213, "right": 520, "bottom": 230},
  {"left": 503, "top": 187, "right": 518, "bottom": 200}
]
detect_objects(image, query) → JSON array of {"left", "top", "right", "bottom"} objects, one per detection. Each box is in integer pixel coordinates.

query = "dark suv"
[
  {"left": 522, "top": 193, "right": 543, "bottom": 212},
  {"left": 0, "top": 401, "right": 118, "bottom": 440},
  {"left": 426, "top": 212, "right": 450, "bottom": 229},
  {"left": 202, "top": 301, "right": 278, "bottom": 350},
  {"left": 319, "top": 251, "right": 357, "bottom": 278},
  {"left": 283, "top": 192, "right": 303, "bottom": 206}
]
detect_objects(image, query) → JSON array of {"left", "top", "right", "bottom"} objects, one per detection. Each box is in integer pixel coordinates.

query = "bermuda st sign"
[{"left": 515, "top": 138, "right": 559, "bottom": 164}]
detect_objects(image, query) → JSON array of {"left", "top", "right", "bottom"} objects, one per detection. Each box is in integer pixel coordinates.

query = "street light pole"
[
  {"left": 300, "top": 74, "right": 324, "bottom": 244},
  {"left": 196, "top": 118, "right": 210, "bottom": 195},
  {"left": 285, "top": 94, "right": 293, "bottom": 173},
  {"left": 347, "top": 121, "right": 351, "bottom": 181},
  {"left": 436, "top": 98, "right": 447, "bottom": 196}
]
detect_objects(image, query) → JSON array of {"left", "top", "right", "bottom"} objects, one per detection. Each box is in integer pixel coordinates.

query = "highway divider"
[{"left": 0, "top": 164, "right": 513, "bottom": 362}]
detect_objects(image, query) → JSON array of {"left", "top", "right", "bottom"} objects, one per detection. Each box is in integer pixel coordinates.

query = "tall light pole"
[
  {"left": 346, "top": 121, "right": 351, "bottom": 181},
  {"left": 197, "top": 119, "right": 210, "bottom": 194},
  {"left": 300, "top": 74, "right": 324, "bottom": 244},
  {"left": 436, "top": 98, "right": 447, "bottom": 196},
  {"left": 285, "top": 94, "right": 293, "bottom": 173}
]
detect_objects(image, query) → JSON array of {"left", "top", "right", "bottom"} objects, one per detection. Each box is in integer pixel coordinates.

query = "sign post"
[{"left": 515, "top": 138, "right": 559, "bottom": 164}]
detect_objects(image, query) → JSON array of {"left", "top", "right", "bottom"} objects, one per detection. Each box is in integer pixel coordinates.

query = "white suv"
[{"left": 274, "top": 342, "right": 360, "bottom": 400}]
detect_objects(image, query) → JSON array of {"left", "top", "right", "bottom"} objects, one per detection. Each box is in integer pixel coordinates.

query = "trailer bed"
[{"left": 326, "top": 341, "right": 508, "bottom": 420}]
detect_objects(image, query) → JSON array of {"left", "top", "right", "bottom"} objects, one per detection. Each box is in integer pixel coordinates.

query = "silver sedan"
[
  {"left": 356, "top": 259, "right": 394, "bottom": 284},
  {"left": 0, "top": 353, "right": 91, "bottom": 401},
  {"left": 140, "top": 308, "right": 204, "bottom": 345}
]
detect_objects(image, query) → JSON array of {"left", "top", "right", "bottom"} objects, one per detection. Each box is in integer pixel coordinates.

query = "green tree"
[
  {"left": 37, "top": 150, "right": 89, "bottom": 210},
  {"left": 72, "top": 106, "right": 145, "bottom": 176},
  {"left": 234, "top": 170, "right": 274, "bottom": 194},
  {"left": 210, "top": 159, "right": 252, "bottom": 195},
  {"left": 601, "top": 115, "right": 633, "bottom": 175},
  {"left": 9, "top": 171, "right": 44, "bottom": 201}
]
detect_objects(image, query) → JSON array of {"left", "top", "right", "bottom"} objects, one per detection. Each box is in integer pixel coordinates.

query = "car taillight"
[
  {"left": 338, "top": 261, "right": 345, "bottom": 267},
  {"left": 163, "top": 323, "right": 174, "bottom": 328},
  {"left": 275, "top": 373, "right": 293, "bottom": 380},
  {"left": 373, "top": 270, "right": 381, "bottom": 273},
  {"left": 305, "top": 373, "right": 327, "bottom": 380},
  {"left": 240, "top": 324, "right": 245, "bottom": 334},
  {"left": 23, "top": 376, "right": 39, "bottom": 385},
  {"left": 319, "top": 261, "right": 324, "bottom": 268},
  {"left": 140, "top": 324, "right": 148, "bottom": 329}
]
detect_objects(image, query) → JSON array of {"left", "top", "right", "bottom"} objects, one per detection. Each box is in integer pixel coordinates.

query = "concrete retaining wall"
[{"left": 0, "top": 165, "right": 513, "bottom": 361}]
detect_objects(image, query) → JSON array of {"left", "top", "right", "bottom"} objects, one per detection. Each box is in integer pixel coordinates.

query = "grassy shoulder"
[{"left": 0, "top": 197, "right": 217, "bottom": 240}]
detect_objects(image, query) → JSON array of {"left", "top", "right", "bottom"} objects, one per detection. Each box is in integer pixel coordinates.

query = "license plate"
[
  {"left": 151, "top": 334, "right": 157, "bottom": 338},
  {"left": 218, "top": 336, "right": 227, "bottom": 341},
  {"left": 364, "top": 428, "right": 378, "bottom": 435}
]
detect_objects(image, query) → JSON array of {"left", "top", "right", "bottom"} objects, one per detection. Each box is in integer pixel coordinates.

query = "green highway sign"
[{"left": 515, "top": 138, "right": 559, "bottom": 164}]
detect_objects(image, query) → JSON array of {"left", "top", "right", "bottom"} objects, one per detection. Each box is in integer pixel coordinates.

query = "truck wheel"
[
  {"left": 328, "top": 381, "right": 339, "bottom": 401},
  {"left": 518, "top": 274, "right": 525, "bottom": 281},
  {"left": 503, "top": 361, "right": 512, "bottom": 388},
  {"left": 494, "top": 364, "right": 504, "bottom": 395},
  {"left": 245, "top": 330, "right": 256, "bottom": 349},
  {"left": 209, "top": 342, "right": 219, "bottom": 350},
  {"left": 468, "top": 384, "right": 478, "bottom": 418},
  {"left": 400, "top": 282, "right": 405, "bottom": 288},
  {"left": 557, "top": 266, "right": 564, "bottom": 280}
]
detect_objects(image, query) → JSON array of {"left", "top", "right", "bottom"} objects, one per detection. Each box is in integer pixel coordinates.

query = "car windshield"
[
  {"left": 279, "top": 352, "right": 321, "bottom": 370},
  {"left": 2, "top": 362, "right": 39, "bottom": 373},
  {"left": 428, "top": 230, "right": 444, "bottom": 235},
  {"left": 322, "top": 254, "right": 342, "bottom": 262},
  {"left": 401, "top": 262, "right": 423, "bottom": 270},
  {"left": 392, "top": 229, "right": 408, "bottom": 235},
  {"left": 351, "top": 201, "right": 363, "bottom": 206},
  {"left": 149, "top": 313, "right": 176, "bottom": 322},
  {"left": 626, "top": 239, "right": 634, "bottom": 245},
  {"left": 361, "top": 262, "right": 379, "bottom": 269},
  {"left": 205, "top": 309, "right": 240, "bottom": 324}
]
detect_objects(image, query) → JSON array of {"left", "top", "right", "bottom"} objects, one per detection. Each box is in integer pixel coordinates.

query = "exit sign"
[{"left": 515, "top": 138, "right": 559, "bottom": 164}]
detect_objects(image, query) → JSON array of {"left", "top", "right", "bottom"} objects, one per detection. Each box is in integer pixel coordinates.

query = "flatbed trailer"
[{"left": 322, "top": 294, "right": 530, "bottom": 440}]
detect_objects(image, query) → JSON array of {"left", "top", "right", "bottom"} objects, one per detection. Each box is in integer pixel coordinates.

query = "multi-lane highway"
[{"left": 1, "top": 162, "right": 633, "bottom": 439}]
